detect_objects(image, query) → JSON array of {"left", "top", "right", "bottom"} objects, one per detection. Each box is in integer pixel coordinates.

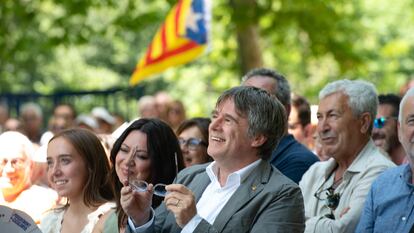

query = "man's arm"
[
  {"left": 249, "top": 185, "right": 305, "bottom": 233},
  {"left": 354, "top": 181, "right": 376, "bottom": 233},
  {"left": 305, "top": 166, "right": 387, "bottom": 233}
]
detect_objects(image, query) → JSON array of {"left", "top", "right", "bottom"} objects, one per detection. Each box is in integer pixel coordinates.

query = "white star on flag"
[{"left": 186, "top": 7, "right": 203, "bottom": 32}]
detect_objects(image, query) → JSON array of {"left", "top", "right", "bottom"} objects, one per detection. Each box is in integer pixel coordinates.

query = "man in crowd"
[
  {"left": 0, "top": 104, "right": 9, "bottom": 133},
  {"left": 299, "top": 79, "right": 395, "bottom": 233},
  {"left": 125, "top": 86, "right": 305, "bottom": 232},
  {"left": 92, "top": 106, "right": 116, "bottom": 134},
  {"left": 137, "top": 95, "right": 160, "bottom": 119},
  {"left": 372, "top": 93, "right": 406, "bottom": 164},
  {"left": 355, "top": 87, "right": 414, "bottom": 232},
  {"left": 289, "top": 94, "right": 314, "bottom": 150},
  {"left": 20, "top": 102, "right": 44, "bottom": 145},
  {"left": 0, "top": 131, "right": 57, "bottom": 223},
  {"left": 40, "top": 103, "right": 77, "bottom": 145},
  {"left": 242, "top": 68, "right": 319, "bottom": 183}
]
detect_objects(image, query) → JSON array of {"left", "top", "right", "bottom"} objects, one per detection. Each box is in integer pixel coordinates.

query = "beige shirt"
[
  {"left": 0, "top": 184, "right": 58, "bottom": 223},
  {"left": 299, "top": 139, "right": 395, "bottom": 233}
]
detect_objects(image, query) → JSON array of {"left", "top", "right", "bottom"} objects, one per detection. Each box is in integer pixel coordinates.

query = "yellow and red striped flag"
[{"left": 130, "top": 0, "right": 210, "bottom": 86}]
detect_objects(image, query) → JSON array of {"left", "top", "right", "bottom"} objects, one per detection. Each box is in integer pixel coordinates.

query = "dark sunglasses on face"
[
  {"left": 374, "top": 117, "right": 397, "bottom": 129},
  {"left": 178, "top": 138, "right": 207, "bottom": 150}
]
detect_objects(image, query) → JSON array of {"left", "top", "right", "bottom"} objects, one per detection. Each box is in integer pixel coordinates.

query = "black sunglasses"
[
  {"left": 314, "top": 169, "right": 343, "bottom": 220},
  {"left": 314, "top": 186, "right": 341, "bottom": 219}
]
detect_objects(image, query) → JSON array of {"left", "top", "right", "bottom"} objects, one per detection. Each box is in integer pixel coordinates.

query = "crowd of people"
[{"left": 1, "top": 68, "right": 414, "bottom": 233}]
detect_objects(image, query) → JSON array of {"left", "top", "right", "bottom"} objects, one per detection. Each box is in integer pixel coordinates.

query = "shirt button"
[{"left": 402, "top": 217, "right": 407, "bottom": 221}]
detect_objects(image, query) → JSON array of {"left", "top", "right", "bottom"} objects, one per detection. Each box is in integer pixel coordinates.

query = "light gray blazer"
[{"left": 132, "top": 160, "right": 305, "bottom": 233}]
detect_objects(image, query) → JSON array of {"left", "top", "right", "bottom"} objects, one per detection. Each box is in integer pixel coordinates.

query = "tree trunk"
[{"left": 232, "top": 0, "right": 263, "bottom": 76}]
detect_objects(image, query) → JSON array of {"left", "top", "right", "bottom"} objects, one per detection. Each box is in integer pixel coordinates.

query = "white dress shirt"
[{"left": 181, "top": 159, "right": 261, "bottom": 232}]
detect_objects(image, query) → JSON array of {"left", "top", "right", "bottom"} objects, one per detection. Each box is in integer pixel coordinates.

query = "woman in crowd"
[
  {"left": 176, "top": 117, "right": 212, "bottom": 167},
  {"left": 93, "top": 118, "right": 185, "bottom": 233},
  {"left": 40, "top": 128, "right": 115, "bottom": 233}
]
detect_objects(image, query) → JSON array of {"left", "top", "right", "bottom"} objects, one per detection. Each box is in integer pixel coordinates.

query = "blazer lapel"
[
  {"left": 187, "top": 171, "right": 211, "bottom": 202},
  {"left": 212, "top": 161, "right": 271, "bottom": 232}
]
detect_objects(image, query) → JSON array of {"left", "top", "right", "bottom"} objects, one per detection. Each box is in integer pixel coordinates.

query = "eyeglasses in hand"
[
  {"left": 127, "top": 147, "right": 178, "bottom": 197},
  {"left": 178, "top": 138, "right": 207, "bottom": 151}
]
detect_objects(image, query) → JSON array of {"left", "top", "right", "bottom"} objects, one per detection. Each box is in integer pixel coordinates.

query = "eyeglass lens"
[
  {"left": 0, "top": 158, "right": 25, "bottom": 169},
  {"left": 127, "top": 147, "right": 177, "bottom": 197},
  {"left": 129, "top": 180, "right": 167, "bottom": 197},
  {"left": 179, "top": 138, "right": 206, "bottom": 150},
  {"left": 374, "top": 117, "right": 386, "bottom": 129}
]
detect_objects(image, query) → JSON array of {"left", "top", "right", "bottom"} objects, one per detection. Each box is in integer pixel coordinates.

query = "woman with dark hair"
[
  {"left": 40, "top": 128, "right": 115, "bottom": 233},
  {"left": 176, "top": 117, "right": 212, "bottom": 167},
  {"left": 93, "top": 118, "right": 185, "bottom": 233}
]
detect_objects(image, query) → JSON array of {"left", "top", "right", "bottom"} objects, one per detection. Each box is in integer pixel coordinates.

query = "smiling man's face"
[{"left": 208, "top": 98, "right": 257, "bottom": 165}]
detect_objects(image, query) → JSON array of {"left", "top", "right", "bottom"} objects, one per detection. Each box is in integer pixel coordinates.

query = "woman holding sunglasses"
[
  {"left": 176, "top": 117, "right": 213, "bottom": 167},
  {"left": 93, "top": 118, "right": 185, "bottom": 233}
]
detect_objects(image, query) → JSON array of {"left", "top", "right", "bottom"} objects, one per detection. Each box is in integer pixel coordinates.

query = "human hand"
[
  {"left": 164, "top": 184, "right": 197, "bottom": 228},
  {"left": 339, "top": 207, "right": 350, "bottom": 218},
  {"left": 120, "top": 182, "right": 153, "bottom": 226}
]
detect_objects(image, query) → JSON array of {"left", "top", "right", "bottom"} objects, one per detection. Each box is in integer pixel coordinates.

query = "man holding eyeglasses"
[
  {"left": 123, "top": 86, "right": 305, "bottom": 232},
  {"left": 372, "top": 94, "right": 407, "bottom": 165},
  {"left": 355, "top": 87, "right": 414, "bottom": 232},
  {"left": 299, "top": 79, "right": 395, "bottom": 233}
]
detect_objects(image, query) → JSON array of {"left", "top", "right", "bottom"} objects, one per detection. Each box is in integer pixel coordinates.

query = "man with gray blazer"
[{"left": 122, "top": 86, "right": 305, "bottom": 233}]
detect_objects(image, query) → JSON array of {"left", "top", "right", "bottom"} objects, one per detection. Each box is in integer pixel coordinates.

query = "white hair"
[
  {"left": 0, "top": 131, "right": 35, "bottom": 160},
  {"left": 399, "top": 87, "right": 414, "bottom": 123}
]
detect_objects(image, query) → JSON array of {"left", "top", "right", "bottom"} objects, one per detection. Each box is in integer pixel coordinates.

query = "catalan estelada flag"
[{"left": 129, "top": 0, "right": 210, "bottom": 86}]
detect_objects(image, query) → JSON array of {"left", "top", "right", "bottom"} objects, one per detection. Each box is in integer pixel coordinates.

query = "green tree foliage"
[{"left": 1, "top": 0, "right": 413, "bottom": 117}]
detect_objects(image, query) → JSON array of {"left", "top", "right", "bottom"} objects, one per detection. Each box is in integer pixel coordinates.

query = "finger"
[
  {"left": 340, "top": 207, "right": 350, "bottom": 218},
  {"left": 122, "top": 179, "right": 129, "bottom": 186},
  {"left": 164, "top": 196, "right": 180, "bottom": 207},
  {"left": 165, "top": 184, "right": 192, "bottom": 195},
  {"left": 121, "top": 186, "right": 132, "bottom": 195},
  {"left": 147, "top": 183, "right": 154, "bottom": 193},
  {"left": 165, "top": 191, "right": 193, "bottom": 206}
]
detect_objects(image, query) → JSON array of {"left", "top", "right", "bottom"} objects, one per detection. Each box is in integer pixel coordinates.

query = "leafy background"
[{"left": 1, "top": 0, "right": 413, "bottom": 119}]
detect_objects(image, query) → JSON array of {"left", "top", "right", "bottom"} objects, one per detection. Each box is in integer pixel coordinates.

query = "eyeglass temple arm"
[
  {"left": 127, "top": 147, "right": 138, "bottom": 184},
  {"left": 174, "top": 152, "right": 178, "bottom": 176}
]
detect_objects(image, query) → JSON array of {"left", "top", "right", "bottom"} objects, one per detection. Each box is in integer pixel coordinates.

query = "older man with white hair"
[
  {"left": 355, "top": 87, "right": 414, "bottom": 232},
  {"left": 299, "top": 79, "right": 395, "bottom": 233},
  {"left": 0, "top": 131, "right": 57, "bottom": 223}
]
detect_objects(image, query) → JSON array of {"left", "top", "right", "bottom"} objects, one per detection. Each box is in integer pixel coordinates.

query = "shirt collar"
[
  {"left": 322, "top": 139, "right": 377, "bottom": 178},
  {"left": 400, "top": 164, "right": 414, "bottom": 187},
  {"left": 346, "top": 139, "right": 377, "bottom": 173},
  {"left": 205, "top": 159, "right": 262, "bottom": 188}
]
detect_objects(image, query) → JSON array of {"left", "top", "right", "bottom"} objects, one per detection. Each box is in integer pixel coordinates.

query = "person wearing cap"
[
  {"left": 0, "top": 131, "right": 58, "bottom": 224},
  {"left": 92, "top": 107, "right": 116, "bottom": 134},
  {"left": 76, "top": 114, "right": 99, "bottom": 132}
]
